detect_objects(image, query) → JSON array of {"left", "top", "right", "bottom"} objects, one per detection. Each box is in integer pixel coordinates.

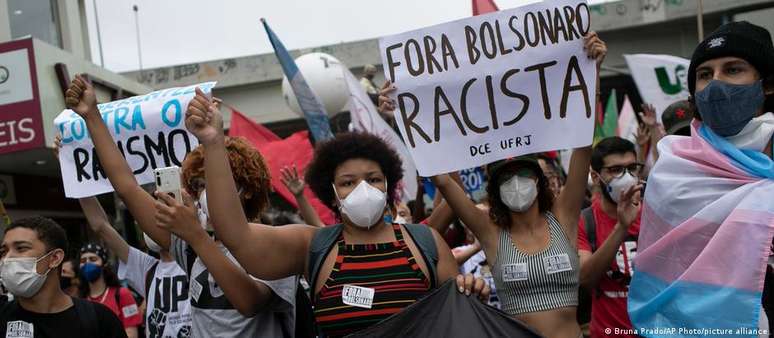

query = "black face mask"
[{"left": 60, "top": 277, "right": 72, "bottom": 290}]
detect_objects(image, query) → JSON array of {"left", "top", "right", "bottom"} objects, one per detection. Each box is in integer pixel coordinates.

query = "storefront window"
[{"left": 7, "top": 0, "right": 62, "bottom": 48}]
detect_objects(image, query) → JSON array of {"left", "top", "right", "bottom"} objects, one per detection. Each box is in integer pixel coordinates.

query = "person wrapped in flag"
[{"left": 628, "top": 21, "right": 774, "bottom": 337}]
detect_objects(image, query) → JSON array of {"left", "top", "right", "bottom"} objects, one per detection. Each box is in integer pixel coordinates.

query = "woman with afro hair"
[
  {"left": 183, "top": 87, "right": 492, "bottom": 337},
  {"left": 62, "top": 75, "right": 297, "bottom": 338}
]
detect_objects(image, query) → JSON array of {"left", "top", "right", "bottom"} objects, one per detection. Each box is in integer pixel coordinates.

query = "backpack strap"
[
  {"left": 581, "top": 207, "right": 597, "bottom": 252},
  {"left": 307, "top": 224, "right": 344, "bottom": 298},
  {"left": 403, "top": 223, "right": 438, "bottom": 289},
  {"left": 145, "top": 262, "right": 159, "bottom": 297},
  {"left": 306, "top": 223, "right": 441, "bottom": 296},
  {"left": 72, "top": 297, "right": 99, "bottom": 337}
]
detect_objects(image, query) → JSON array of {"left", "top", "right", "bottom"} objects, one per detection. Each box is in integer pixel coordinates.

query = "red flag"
[
  {"left": 472, "top": 0, "right": 498, "bottom": 15},
  {"left": 229, "top": 109, "right": 281, "bottom": 144},
  {"left": 228, "top": 109, "right": 336, "bottom": 225}
]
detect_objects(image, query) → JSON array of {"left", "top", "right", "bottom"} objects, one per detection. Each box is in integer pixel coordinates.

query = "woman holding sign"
[
  {"left": 63, "top": 76, "right": 297, "bottom": 338},
  {"left": 419, "top": 32, "right": 610, "bottom": 338},
  {"left": 182, "top": 87, "right": 492, "bottom": 337}
]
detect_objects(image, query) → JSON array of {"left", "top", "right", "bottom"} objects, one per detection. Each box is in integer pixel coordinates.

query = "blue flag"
[{"left": 261, "top": 19, "right": 334, "bottom": 142}]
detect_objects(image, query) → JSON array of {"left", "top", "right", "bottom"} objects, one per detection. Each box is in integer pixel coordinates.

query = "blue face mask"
[
  {"left": 695, "top": 80, "right": 765, "bottom": 136},
  {"left": 81, "top": 262, "right": 103, "bottom": 283}
]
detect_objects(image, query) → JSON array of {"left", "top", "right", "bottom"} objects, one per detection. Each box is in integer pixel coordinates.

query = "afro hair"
[
  {"left": 305, "top": 132, "right": 403, "bottom": 213},
  {"left": 182, "top": 136, "right": 271, "bottom": 221}
]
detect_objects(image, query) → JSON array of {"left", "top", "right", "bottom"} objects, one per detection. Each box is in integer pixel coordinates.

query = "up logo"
[{"left": 654, "top": 64, "right": 687, "bottom": 95}]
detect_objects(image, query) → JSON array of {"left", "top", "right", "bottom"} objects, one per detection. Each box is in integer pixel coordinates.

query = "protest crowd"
[{"left": 0, "top": 0, "right": 772, "bottom": 337}]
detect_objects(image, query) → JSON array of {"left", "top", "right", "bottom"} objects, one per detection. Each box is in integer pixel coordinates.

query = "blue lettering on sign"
[
  {"left": 161, "top": 99, "right": 182, "bottom": 127},
  {"left": 58, "top": 122, "right": 73, "bottom": 144},
  {"left": 198, "top": 82, "right": 216, "bottom": 94},
  {"left": 178, "top": 85, "right": 197, "bottom": 97},
  {"left": 114, "top": 107, "right": 132, "bottom": 134},
  {"left": 422, "top": 167, "right": 486, "bottom": 201},
  {"left": 144, "top": 90, "right": 163, "bottom": 102},
  {"left": 131, "top": 105, "right": 147, "bottom": 130},
  {"left": 72, "top": 118, "right": 86, "bottom": 140},
  {"left": 460, "top": 167, "right": 484, "bottom": 192}
]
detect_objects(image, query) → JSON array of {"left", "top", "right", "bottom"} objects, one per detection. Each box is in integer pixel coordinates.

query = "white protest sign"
[
  {"left": 344, "top": 67, "right": 418, "bottom": 202},
  {"left": 379, "top": 0, "right": 597, "bottom": 176},
  {"left": 54, "top": 82, "right": 216, "bottom": 198},
  {"left": 624, "top": 54, "right": 690, "bottom": 122}
]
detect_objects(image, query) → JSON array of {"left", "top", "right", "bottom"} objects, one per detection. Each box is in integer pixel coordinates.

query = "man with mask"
[
  {"left": 80, "top": 197, "right": 192, "bottom": 338},
  {"left": 577, "top": 137, "right": 643, "bottom": 338},
  {"left": 0, "top": 216, "right": 126, "bottom": 337},
  {"left": 629, "top": 21, "right": 774, "bottom": 334},
  {"left": 53, "top": 134, "right": 193, "bottom": 338}
]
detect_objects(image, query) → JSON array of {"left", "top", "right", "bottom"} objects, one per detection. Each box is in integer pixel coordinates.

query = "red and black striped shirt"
[{"left": 314, "top": 223, "right": 431, "bottom": 337}]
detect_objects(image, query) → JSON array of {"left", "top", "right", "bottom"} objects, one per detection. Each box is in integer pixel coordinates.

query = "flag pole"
[{"left": 697, "top": 0, "right": 704, "bottom": 42}]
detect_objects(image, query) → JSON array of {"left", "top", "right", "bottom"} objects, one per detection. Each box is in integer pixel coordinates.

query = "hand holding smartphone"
[{"left": 154, "top": 166, "right": 183, "bottom": 204}]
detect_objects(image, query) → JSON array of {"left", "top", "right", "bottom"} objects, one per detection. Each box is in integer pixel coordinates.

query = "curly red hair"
[{"left": 181, "top": 136, "right": 271, "bottom": 221}]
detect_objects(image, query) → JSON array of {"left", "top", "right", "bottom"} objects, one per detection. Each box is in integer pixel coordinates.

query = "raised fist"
[
  {"left": 185, "top": 88, "right": 224, "bottom": 145},
  {"left": 64, "top": 74, "right": 98, "bottom": 119}
]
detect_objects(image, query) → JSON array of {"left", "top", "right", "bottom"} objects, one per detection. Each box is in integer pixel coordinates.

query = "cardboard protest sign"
[
  {"left": 54, "top": 82, "right": 216, "bottom": 198},
  {"left": 379, "top": 0, "right": 597, "bottom": 176}
]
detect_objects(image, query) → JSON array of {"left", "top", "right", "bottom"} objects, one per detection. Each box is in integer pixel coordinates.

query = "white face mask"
[
  {"left": 394, "top": 216, "right": 408, "bottom": 224},
  {"left": 499, "top": 175, "right": 538, "bottom": 213},
  {"left": 144, "top": 233, "right": 162, "bottom": 253},
  {"left": 604, "top": 172, "right": 638, "bottom": 204},
  {"left": 334, "top": 180, "right": 387, "bottom": 229},
  {"left": 0, "top": 251, "right": 55, "bottom": 298},
  {"left": 725, "top": 112, "right": 774, "bottom": 153}
]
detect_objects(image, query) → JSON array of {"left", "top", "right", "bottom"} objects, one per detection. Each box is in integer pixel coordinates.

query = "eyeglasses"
[{"left": 601, "top": 163, "right": 644, "bottom": 178}]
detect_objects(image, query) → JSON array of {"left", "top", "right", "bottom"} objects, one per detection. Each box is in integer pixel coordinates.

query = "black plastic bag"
[{"left": 345, "top": 279, "right": 543, "bottom": 338}]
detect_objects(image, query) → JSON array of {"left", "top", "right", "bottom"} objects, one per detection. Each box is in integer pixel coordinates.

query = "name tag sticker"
[
  {"left": 342, "top": 285, "right": 375, "bottom": 309},
  {"left": 6, "top": 320, "right": 33, "bottom": 338},
  {"left": 544, "top": 253, "right": 572, "bottom": 274},
  {"left": 502, "top": 263, "right": 529, "bottom": 282},
  {"left": 190, "top": 279, "right": 203, "bottom": 302},
  {"left": 122, "top": 303, "right": 139, "bottom": 317}
]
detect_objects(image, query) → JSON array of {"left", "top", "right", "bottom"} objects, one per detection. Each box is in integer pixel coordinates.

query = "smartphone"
[
  {"left": 154, "top": 166, "right": 183, "bottom": 204},
  {"left": 640, "top": 181, "right": 647, "bottom": 198}
]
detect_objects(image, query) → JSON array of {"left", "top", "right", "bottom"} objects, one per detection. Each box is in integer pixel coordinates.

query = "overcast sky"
[{"left": 84, "top": 0, "right": 612, "bottom": 73}]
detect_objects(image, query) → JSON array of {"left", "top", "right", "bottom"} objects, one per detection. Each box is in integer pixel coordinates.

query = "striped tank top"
[
  {"left": 313, "top": 223, "right": 431, "bottom": 337},
  {"left": 491, "top": 212, "right": 579, "bottom": 315}
]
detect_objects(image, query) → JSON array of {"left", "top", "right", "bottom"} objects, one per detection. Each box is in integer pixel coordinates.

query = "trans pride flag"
[{"left": 628, "top": 121, "right": 774, "bottom": 337}]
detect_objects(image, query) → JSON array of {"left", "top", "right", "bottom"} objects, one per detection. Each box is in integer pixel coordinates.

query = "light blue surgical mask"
[{"left": 695, "top": 80, "right": 765, "bottom": 137}]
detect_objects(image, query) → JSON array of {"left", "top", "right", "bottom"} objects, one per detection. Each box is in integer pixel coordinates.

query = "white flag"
[
  {"left": 624, "top": 54, "right": 690, "bottom": 122},
  {"left": 343, "top": 68, "right": 418, "bottom": 203},
  {"left": 618, "top": 95, "right": 638, "bottom": 144}
]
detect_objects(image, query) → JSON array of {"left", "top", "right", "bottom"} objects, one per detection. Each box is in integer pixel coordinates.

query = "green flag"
[{"left": 594, "top": 89, "right": 619, "bottom": 145}]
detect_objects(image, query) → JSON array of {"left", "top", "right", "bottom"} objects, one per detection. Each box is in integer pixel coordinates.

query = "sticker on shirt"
[
  {"left": 6, "top": 321, "right": 33, "bottom": 338},
  {"left": 189, "top": 278, "right": 203, "bottom": 303},
  {"left": 207, "top": 273, "right": 224, "bottom": 298},
  {"left": 122, "top": 303, "right": 139, "bottom": 318},
  {"left": 543, "top": 254, "right": 573, "bottom": 274},
  {"left": 341, "top": 285, "right": 375, "bottom": 309},
  {"left": 501, "top": 263, "right": 529, "bottom": 282},
  {"left": 615, "top": 241, "right": 637, "bottom": 274}
]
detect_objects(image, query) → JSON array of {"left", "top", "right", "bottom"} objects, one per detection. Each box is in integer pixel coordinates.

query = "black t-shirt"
[{"left": 0, "top": 296, "right": 126, "bottom": 338}]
